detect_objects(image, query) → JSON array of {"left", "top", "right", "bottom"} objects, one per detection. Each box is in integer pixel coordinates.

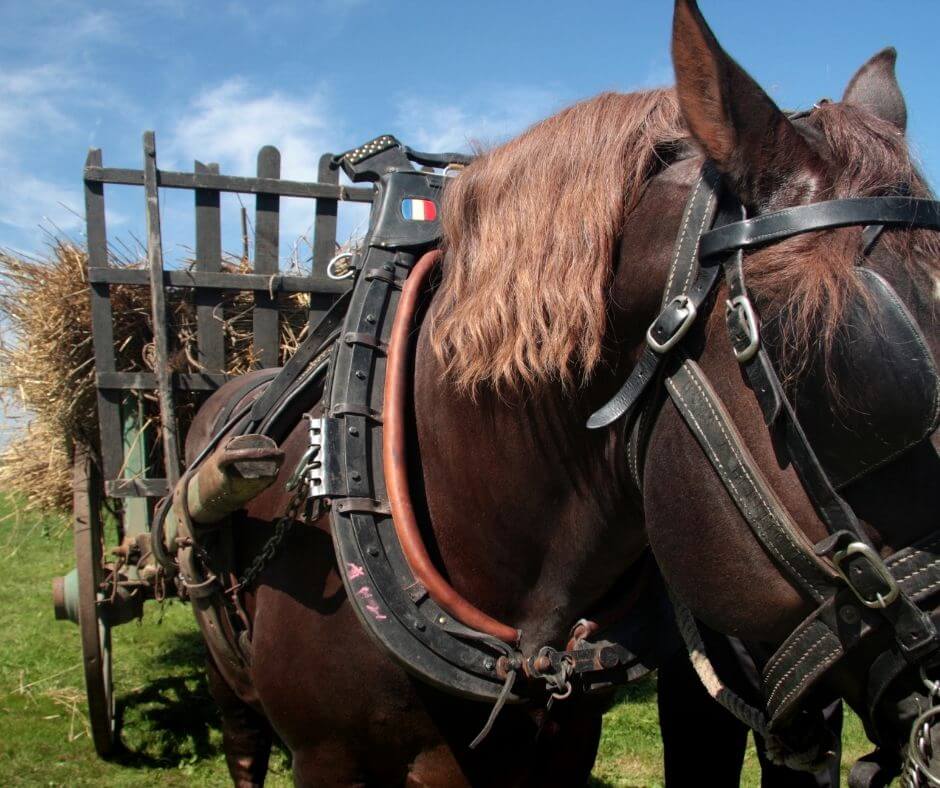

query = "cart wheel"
[{"left": 72, "top": 442, "right": 116, "bottom": 757}]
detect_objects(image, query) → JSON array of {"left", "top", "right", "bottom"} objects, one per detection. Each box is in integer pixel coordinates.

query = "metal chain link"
[
  {"left": 905, "top": 672, "right": 940, "bottom": 787},
  {"left": 232, "top": 482, "right": 311, "bottom": 592}
]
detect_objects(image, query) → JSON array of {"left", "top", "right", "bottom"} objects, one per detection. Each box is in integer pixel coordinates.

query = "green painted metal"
[{"left": 120, "top": 395, "right": 153, "bottom": 544}]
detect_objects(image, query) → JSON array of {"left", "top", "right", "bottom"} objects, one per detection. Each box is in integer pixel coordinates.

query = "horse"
[{"left": 174, "top": 1, "right": 940, "bottom": 784}]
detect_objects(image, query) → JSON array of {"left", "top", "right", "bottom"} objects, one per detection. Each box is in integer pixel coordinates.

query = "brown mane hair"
[
  {"left": 431, "top": 89, "right": 685, "bottom": 394},
  {"left": 431, "top": 91, "right": 938, "bottom": 395},
  {"left": 745, "top": 102, "right": 940, "bottom": 379}
]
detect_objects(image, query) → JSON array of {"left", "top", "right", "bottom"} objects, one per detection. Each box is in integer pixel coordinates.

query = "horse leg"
[{"left": 206, "top": 654, "right": 274, "bottom": 787}]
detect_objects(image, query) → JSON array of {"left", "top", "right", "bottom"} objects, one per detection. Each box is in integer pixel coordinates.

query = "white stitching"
[
  {"left": 889, "top": 541, "right": 940, "bottom": 570},
  {"left": 665, "top": 376, "right": 814, "bottom": 591},
  {"left": 772, "top": 645, "right": 843, "bottom": 716},
  {"left": 669, "top": 364, "right": 827, "bottom": 596},
  {"left": 680, "top": 190, "right": 716, "bottom": 295},
  {"left": 766, "top": 631, "right": 840, "bottom": 709},
  {"left": 897, "top": 556, "right": 940, "bottom": 585},
  {"left": 765, "top": 622, "right": 822, "bottom": 680},
  {"left": 664, "top": 173, "right": 706, "bottom": 301}
]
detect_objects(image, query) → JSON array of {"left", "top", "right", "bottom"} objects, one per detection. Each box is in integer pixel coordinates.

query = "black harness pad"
[{"left": 794, "top": 268, "right": 940, "bottom": 489}]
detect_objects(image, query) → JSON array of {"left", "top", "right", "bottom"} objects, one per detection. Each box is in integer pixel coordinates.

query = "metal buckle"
[
  {"left": 832, "top": 541, "right": 900, "bottom": 609},
  {"left": 646, "top": 295, "right": 697, "bottom": 354},
  {"left": 725, "top": 295, "right": 760, "bottom": 363}
]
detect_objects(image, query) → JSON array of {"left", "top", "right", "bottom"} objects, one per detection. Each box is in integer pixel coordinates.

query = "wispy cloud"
[
  {"left": 165, "top": 78, "right": 346, "bottom": 243},
  {"left": 167, "top": 78, "right": 333, "bottom": 179},
  {"left": 395, "top": 86, "right": 562, "bottom": 153}
]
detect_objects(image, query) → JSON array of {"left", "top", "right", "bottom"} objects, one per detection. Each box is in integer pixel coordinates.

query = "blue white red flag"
[{"left": 401, "top": 198, "right": 437, "bottom": 221}]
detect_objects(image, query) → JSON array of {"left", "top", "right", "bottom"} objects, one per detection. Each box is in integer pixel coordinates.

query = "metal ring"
[
  {"left": 442, "top": 163, "right": 466, "bottom": 178},
  {"left": 907, "top": 704, "right": 940, "bottom": 786},
  {"left": 326, "top": 251, "right": 355, "bottom": 280}
]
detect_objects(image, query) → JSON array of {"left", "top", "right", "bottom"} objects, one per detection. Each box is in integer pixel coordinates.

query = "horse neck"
[{"left": 412, "top": 327, "right": 647, "bottom": 652}]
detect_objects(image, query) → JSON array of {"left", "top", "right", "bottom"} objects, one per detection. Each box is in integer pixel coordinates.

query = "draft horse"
[{"left": 168, "top": 1, "right": 940, "bottom": 784}]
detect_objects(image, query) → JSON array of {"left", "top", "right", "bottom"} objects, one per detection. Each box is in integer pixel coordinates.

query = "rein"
[{"left": 590, "top": 161, "right": 940, "bottom": 779}]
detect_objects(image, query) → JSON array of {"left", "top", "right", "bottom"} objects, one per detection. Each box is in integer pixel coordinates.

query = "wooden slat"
[
  {"left": 314, "top": 154, "right": 340, "bottom": 273},
  {"left": 106, "top": 478, "right": 169, "bottom": 498},
  {"left": 84, "top": 148, "right": 124, "bottom": 483},
  {"left": 253, "top": 146, "right": 280, "bottom": 367},
  {"left": 142, "top": 131, "right": 181, "bottom": 487},
  {"left": 84, "top": 165, "right": 374, "bottom": 202},
  {"left": 194, "top": 161, "right": 224, "bottom": 373},
  {"left": 97, "top": 371, "right": 232, "bottom": 391},
  {"left": 86, "top": 267, "right": 350, "bottom": 294},
  {"left": 311, "top": 153, "right": 341, "bottom": 328}
]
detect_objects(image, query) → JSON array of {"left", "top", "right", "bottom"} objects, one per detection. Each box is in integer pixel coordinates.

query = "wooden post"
[
  {"left": 142, "top": 131, "right": 181, "bottom": 487},
  {"left": 311, "top": 152, "right": 341, "bottom": 328},
  {"left": 84, "top": 148, "right": 124, "bottom": 484},
  {"left": 194, "top": 161, "right": 224, "bottom": 373},
  {"left": 253, "top": 146, "right": 280, "bottom": 367}
]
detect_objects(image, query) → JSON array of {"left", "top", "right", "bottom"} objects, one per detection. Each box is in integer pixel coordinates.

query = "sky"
[{"left": 1, "top": 0, "right": 939, "bottom": 266}]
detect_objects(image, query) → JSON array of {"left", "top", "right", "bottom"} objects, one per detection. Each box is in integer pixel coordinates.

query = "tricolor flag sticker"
[{"left": 401, "top": 198, "right": 437, "bottom": 221}]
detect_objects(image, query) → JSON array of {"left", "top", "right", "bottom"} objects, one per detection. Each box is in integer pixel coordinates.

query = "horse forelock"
[
  {"left": 745, "top": 102, "right": 940, "bottom": 385},
  {"left": 430, "top": 88, "right": 686, "bottom": 396}
]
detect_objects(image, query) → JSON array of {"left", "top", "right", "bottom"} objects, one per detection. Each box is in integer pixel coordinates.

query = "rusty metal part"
[
  {"left": 383, "top": 250, "right": 521, "bottom": 646},
  {"left": 70, "top": 442, "right": 116, "bottom": 757},
  {"left": 164, "top": 435, "right": 284, "bottom": 551},
  {"left": 184, "top": 434, "right": 285, "bottom": 524}
]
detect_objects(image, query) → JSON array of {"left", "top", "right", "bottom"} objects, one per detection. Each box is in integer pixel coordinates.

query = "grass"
[{"left": 0, "top": 499, "right": 875, "bottom": 786}]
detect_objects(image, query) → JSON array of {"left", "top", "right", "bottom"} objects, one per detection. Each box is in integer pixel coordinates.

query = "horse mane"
[
  {"left": 430, "top": 90, "right": 938, "bottom": 396},
  {"left": 430, "top": 89, "right": 685, "bottom": 394},
  {"left": 745, "top": 102, "right": 940, "bottom": 380}
]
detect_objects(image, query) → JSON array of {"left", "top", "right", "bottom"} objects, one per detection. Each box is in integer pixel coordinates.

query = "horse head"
[{"left": 638, "top": 0, "right": 940, "bottom": 780}]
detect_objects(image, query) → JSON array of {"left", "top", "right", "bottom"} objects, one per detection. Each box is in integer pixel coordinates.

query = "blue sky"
[{"left": 2, "top": 0, "right": 939, "bottom": 264}]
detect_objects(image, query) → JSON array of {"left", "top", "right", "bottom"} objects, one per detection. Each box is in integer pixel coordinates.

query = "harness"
[{"left": 589, "top": 160, "right": 940, "bottom": 779}]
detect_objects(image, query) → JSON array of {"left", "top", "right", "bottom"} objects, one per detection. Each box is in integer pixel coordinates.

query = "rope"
[{"left": 672, "top": 594, "right": 771, "bottom": 736}]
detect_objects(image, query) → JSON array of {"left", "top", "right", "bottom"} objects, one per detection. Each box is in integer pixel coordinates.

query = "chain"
[
  {"left": 905, "top": 670, "right": 940, "bottom": 787},
  {"left": 232, "top": 482, "right": 311, "bottom": 593}
]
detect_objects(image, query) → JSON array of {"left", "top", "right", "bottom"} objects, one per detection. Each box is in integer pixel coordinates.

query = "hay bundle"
[{"left": 0, "top": 241, "right": 311, "bottom": 513}]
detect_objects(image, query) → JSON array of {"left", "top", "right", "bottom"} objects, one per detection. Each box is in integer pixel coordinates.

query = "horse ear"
[
  {"left": 843, "top": 48, "right": 907, "bottom": 133},
  {"left": 671, "top": 0, "right": 822, "bottom": 206}
]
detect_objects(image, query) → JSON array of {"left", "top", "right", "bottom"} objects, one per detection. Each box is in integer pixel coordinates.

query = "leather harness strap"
[
  {"left": 587, "top": 163, "right": 720, "bottom": 429},
  {"left": 592, "top": 161, "right": 940, "bottom": 744},
  {"left": 663, "top": 357, "right": 834, "bottom": 600},
  {"left": 698, "top": 196, "right": 940, "bottom": 259}
]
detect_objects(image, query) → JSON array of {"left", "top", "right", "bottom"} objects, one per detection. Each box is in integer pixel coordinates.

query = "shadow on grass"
[{"left": 110, "top": 630, "right": 222, "bottom": 769}]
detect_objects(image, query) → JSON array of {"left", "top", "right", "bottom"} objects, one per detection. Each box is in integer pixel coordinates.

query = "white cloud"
[
  {"left": 0, "top": 171, "right": 81, "bottom": 233},
  {"left": 395, "top": 86, "right": 561, "bottom": 154},
  {"left": 165, "top": 78, "right": 343, "bottom": 243},
  {"left": 167, "top": 78, "right": 332, "bottom": 180}
]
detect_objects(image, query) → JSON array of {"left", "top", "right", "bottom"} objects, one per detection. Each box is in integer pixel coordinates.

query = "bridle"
[{"left": 589, "top": 159, "right": 940, "bottom": 782}]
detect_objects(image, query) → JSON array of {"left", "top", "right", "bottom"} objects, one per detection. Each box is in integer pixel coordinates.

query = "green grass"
[{"left": 0, "top": 500, "right": 874, "bottom": 786}]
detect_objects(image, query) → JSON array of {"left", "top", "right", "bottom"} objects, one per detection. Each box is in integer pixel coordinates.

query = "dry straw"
[{"left": 0, "top": 240, "right": 310, "bottom": 514}]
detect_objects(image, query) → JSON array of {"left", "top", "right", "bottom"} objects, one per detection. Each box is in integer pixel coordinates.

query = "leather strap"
[
  {"left": 762, "top": 533, "right": 940, "bottom": 725},
  {"left": 699, "top": 197, "right": 940, "bottom": 260},
  {"left": 723, "top": 252, "right": 872, "bottom": 546},
  {"left": 588, "top": 165, "right": 720, "bottom": 429},
  {"left": 664, "top": 356, "right": 835, "bottom": 601},
  {"left": 247, "top": 289, "right": 352, "bottom": 425}
]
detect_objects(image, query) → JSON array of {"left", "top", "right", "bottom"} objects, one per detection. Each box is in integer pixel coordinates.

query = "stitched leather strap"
[
  {"left": 723, "top": 252, "right": 872, "bottom": 546},
  {"left": 588, "top": 165, "right": 720, "bottom": 429},
  {"left": 664, "top": 357, "right": 835, "bottom": 601},
  {"left": 762, "top": 534, "right": 940, "bottom": 724},
  {"left": 699, "top": 197, "right": 940, "bottom": 259}
]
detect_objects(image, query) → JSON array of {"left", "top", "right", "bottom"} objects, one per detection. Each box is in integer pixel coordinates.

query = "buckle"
[
  {"left": 725, "top": 295, "right": 760, "bottom": 363},
  {"left": 646, "top": 295, "right": 697, "bottom": 353},
  {"left": 832, "top": 542, "right": 900, "bottom": 609}
]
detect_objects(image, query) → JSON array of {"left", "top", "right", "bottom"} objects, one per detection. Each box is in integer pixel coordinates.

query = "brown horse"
[{"left": 181, "top": 1, "right": 939, "bottom": 784}]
